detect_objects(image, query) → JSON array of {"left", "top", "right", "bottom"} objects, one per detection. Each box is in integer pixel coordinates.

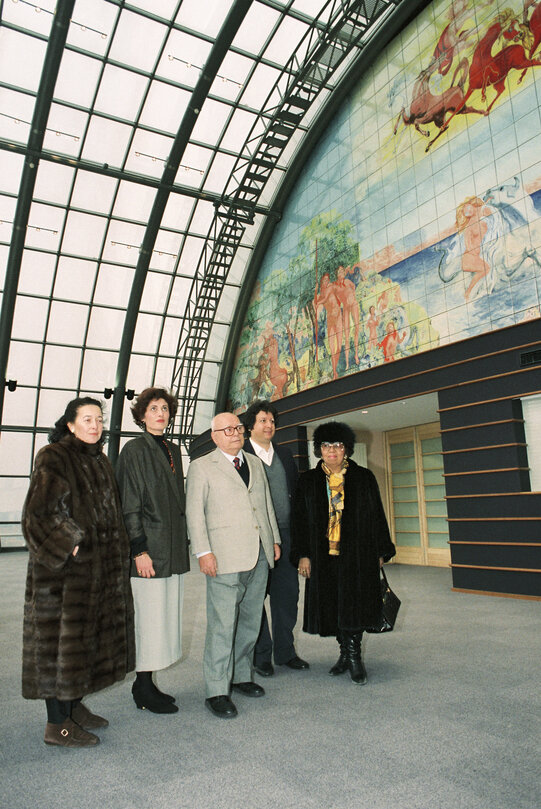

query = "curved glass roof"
[{"left": 0, "top": 0, "right": 407, "bottom": 542}]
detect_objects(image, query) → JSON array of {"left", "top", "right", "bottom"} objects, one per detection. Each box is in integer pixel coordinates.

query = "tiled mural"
[{"left": 228, "top": 0, "right": 541, "bottom": 411}]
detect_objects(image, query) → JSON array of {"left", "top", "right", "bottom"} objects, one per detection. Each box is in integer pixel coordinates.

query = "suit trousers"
[
  {"left": 254, "top": 532, "right": 299, "bottom": 666},
  {"left": 204, "top": 543, "right": 269, "bottom": 698}
]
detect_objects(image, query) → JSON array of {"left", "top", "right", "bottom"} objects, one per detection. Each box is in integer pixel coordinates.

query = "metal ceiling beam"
[
  {"left": 106, "top": 0, "right": 254, "bottom": 464},
  {"left": 0, "top": 0, "right": 76, "bottom": 423},
  {"left": 0, "top": 140, "right": 276, "bottom": 217}
]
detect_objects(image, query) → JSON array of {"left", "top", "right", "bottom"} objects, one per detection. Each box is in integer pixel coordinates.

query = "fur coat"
[
  {"left": 21, "top": 434, "right": 135, "bottom": 700},
  {"left": 290, "top": 459, "right": 396, "bottom": 637}
]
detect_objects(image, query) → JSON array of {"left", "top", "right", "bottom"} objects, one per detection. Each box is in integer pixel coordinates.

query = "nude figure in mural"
[
  {"left": 314, "top": 273, "right": 343, "bottom": 380},
  {"left": 366, "top": 305, "right": 380, "bottom": 352},
  {"left": 334, "top": 265, "right": 361, "bottom": 367},
  {"left": 377, "top": 287, "right": 391, "bottom": 314},
  {"left": 264, "top": 330, "right": 288, "bottom": 399},
  {"left": 378, "top": 320, "right": 407, "bottom": 363},
  {"left": 456, "top": 196, "right": 494, "bottom": 301}
]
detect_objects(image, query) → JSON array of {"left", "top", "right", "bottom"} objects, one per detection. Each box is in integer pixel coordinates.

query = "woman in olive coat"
[
  {"left": 116, "top": 387, "right": 190, "bottom": 714},
  {"left": 291, "top": 422, "right": 395, "bottom": 684},
  {"left": 22, "top": 397, "right": 135, "bottom": 747}
]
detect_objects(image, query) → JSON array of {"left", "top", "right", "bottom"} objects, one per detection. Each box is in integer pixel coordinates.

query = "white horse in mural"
[{"left": 436, "top": 178, "right": 541, "bottom": 299}]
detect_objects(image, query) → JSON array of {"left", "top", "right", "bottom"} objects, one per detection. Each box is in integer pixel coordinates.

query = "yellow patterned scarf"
[{"left": 322, "top": 458, "right": 348, "bottom": 556}]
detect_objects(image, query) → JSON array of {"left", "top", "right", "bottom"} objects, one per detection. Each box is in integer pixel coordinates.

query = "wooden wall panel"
[{"left": 269, "top": 319, "right": 541, "bottom": 599}]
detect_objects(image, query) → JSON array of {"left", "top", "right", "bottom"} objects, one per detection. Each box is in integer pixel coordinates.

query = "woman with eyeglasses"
[
  {"left": 291, "top": 421, "right": 395, "bottom": 684},
  {"left": 116, "top": 387, "right": 190, "bottom": 714}
]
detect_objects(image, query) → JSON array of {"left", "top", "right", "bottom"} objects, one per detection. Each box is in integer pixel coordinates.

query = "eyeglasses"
[
  {"left": 213, "top": 424, "right": 245, "bottom": 436},
  {"left": 320, "top": 442, "right": 345, "bottom": 449}
]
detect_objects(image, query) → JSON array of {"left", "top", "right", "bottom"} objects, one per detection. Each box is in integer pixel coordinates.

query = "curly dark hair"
[
  {"left": 48, "top": 397, "right": 104, "bottom": 445},
  {"left": 313, "top": 421, "right": 355, "bottom": 458},
  {"left": 243, "top": 399, "right": 279, "bottom": 432},
  {"left": 131, "top": 387, "right": 178, "bottom": 430}
]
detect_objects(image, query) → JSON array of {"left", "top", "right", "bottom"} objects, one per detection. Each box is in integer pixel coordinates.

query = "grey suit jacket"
[{"left": 185, "top": 448, "right": 281, "bottom": 575}]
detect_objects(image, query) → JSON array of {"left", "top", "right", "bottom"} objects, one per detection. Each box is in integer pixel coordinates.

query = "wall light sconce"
[
  {"left": 103, "top": 388, "right": 113, "bottom": 399},
  {"left": 6, "top": 379, "right": 17, "bottom": 392},
  {"left": 125, "top": 389, "right": 135, "bottom": 401}
]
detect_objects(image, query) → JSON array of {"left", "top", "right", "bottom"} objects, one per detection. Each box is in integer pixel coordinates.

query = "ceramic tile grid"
[{"left": 229, "top": 0, "right": 541, "bottom": 411}]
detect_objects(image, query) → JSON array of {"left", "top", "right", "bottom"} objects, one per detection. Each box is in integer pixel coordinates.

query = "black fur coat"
[
  {"left": 21, "top": 434, "right": 135, "bottom": 700},
  {"left": 290, "top": 459, "right": 396, "bottom": 637}
]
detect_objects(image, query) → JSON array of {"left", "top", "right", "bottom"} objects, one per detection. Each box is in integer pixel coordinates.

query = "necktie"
[{"left": 233, "top": 456, "right": 241, "bottom": 470}]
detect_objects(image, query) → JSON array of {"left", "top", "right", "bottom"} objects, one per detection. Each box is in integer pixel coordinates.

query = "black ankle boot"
[
  {"left": 152, "top": 681, "right": 175, "bottom": 703},
  {"left": 132, "top": 674, "right": 178, "bottom": 714},
  {"left": 136, "top": 671, "right": 175, "bottom": 703},
  {"left": 343, "top": 632, "right": 367, "bottom": 685},
  {"left": 328, "top": 632, "right": 348, "bottom": 676}
]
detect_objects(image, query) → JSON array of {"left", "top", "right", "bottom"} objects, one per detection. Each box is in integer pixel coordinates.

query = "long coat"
[
  {"left": 115, "top": 432, "right": 190, "bottom": 579},
  {"left": 290, "top": 459, "right": 396, "bottom": 637},
  {"left": 21, "top": 434, "right": 135, "bottom": 700}
]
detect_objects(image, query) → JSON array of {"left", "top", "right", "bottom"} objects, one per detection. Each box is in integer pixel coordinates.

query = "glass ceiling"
[{"left": 0, "top": 0, "right": 405, "bottom": 544}]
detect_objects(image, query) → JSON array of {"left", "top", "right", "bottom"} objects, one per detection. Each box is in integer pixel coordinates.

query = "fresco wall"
[{"left": 228, "top": 0, "right": 541, "bottom": 411}]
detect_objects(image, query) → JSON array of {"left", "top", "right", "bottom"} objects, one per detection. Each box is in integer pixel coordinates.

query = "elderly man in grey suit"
[{"left": 186, "top": 412, "right": 281, "bottom": 718}]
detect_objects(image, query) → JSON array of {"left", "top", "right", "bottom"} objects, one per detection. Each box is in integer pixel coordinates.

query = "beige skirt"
[{"left": 131, "top": 573, "right": 185, "bottom": 671}]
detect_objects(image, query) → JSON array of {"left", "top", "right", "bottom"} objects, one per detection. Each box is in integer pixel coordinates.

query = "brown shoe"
[
  {"left": 44, "top": 717, "right": 100, "bottom": 747},
  {"left": 71, "top": 702, "right": 109, "bottom": 729}
]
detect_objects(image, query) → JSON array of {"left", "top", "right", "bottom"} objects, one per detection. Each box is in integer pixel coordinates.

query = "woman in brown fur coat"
[{"left": 22, "top": 397, "right": 135, "bottom": 747}]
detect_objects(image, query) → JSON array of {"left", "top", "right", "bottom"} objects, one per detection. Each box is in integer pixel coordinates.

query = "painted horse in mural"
[
  {"left": 430, "top": 0, "right": 488, "bottom": 76},
  {"left": 436, "top": 181, "right": 541, "bottom": 300},
  {"left": 426, "top": 10, "right": 541, "bottom": 151},
  {"left": 519, "top": 0, "right": 541, "bottom": 79},
  {"left": 393, "top": 57, "right": 485, "bottom": 141}
]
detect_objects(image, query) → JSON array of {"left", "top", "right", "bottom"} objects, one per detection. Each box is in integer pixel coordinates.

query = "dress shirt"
[
  {"left": 220, "top": 448, "right": 245, "bottom": 466},
  {"left": 249, "top": 438, "right": 274, "bottom": 466}
]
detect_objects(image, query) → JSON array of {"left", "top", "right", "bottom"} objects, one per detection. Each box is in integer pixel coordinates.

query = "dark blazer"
[
  {"left": 116, "top": 432, "right": 190, "bottom": 578},
  {"left": 291, "top": 459, "right": 396, "bottom": 636}
]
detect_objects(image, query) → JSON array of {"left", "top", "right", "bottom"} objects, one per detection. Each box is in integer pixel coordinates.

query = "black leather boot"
[
  {"left": 343, "top": 631, "right": 367, "bottom": 685},
  {"left": 328, "top": 632, "right": 348, "bottom": 676},
  {"left": 132, "top": 673, "right": 178, "bottom": 714}
]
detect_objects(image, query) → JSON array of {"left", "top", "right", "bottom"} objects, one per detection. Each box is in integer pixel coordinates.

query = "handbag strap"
[{"left": 380, "top": 566, "right": 389, "bottom": 587}]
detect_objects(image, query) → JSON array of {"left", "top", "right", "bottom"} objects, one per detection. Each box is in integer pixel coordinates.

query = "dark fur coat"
[
  {"left": 290, "top": 459, "right": 396, "bottom": 637},
  {"left": 21, "top": 434, "right": 135, "bottom": 700}
]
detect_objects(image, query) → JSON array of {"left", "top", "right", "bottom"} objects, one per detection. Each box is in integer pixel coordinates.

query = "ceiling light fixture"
[
  {"left": 11, "top": 0, "right": 107, "bottom": 37},
  {"left": 111, "top": 241, "right": 141, "bottom": 251},
  {"left": 0, "top": 220, "right": 58, "bottom": 234},
  {"left": 167, "top": 54, "right": 242, "bottom": 88},
  {"left": 0, "top": 113, "right": 79, "bottom": 141},
  {"left": 134, "top": 151, "right": 204, "bottom": 175}
]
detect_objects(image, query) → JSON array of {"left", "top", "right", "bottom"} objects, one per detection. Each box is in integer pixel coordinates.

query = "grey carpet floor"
[{"left": 0, "top": 553, "right": 539, "bottom": 809}]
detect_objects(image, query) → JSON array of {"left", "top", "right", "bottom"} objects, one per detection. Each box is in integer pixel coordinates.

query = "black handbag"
[{"left": 365, "top": 567, "right": 401, "bottom": 633}]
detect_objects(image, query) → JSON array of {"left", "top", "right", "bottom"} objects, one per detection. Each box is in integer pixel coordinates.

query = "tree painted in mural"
[{"left": 228, "top": 212, "right": 438, "bottom": 410}]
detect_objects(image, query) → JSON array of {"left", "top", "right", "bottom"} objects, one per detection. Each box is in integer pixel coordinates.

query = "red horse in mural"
[
  {"left": 519, "top": 0, "right": 541, "bottom": 79},
  {"left": 393, "top": 57, "right": 485, "bottom": 141},
  {"left": 427, "top": 11, "right": 541, "bottom": 150}
]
